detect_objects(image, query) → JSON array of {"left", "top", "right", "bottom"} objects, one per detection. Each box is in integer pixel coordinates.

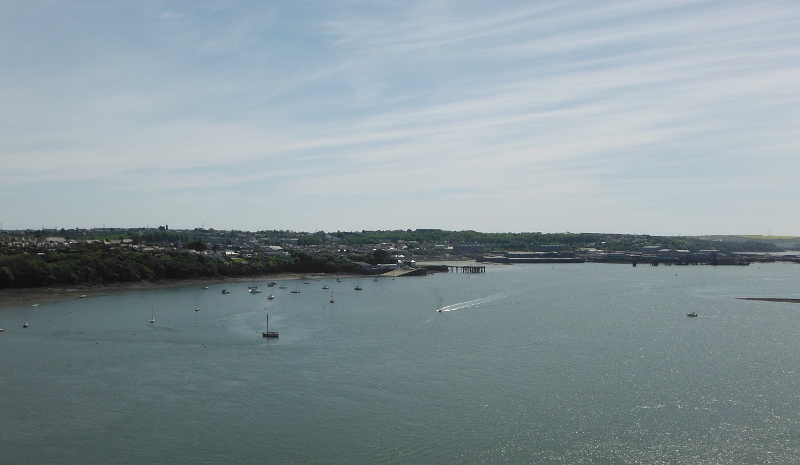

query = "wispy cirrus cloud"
[{"left": 0, "top": 1, "right": 797, "bottom": 233}]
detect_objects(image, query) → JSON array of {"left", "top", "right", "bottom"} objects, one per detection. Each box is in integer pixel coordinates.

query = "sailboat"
[
  {"left": 330, "top": 295, "right": 335, "bottom": 303},
  {"left": 322, "top": 279, "right": 329, "bottom": 290},
  {"left": 262, "top": 313, "right": 279, "bottom": 338},
  {"left": 149, "top": 305, "right": 155, "bottom": 323},
  {"left": 354, "top": 279, "right": 362, "bottom": 291},
  {"left": 291, "top": 280, "right": 301, "bottom": 293},
  {"left": 278, "top": 281, "right": 287, "bottom": 289}
]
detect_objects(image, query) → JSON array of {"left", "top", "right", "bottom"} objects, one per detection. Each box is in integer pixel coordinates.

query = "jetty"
[
  {"left": 447, "top": 265, "right": 486, "bottom": 273},
  {"left": 737, "top": 297, "right": 800, "bottom": 304}
]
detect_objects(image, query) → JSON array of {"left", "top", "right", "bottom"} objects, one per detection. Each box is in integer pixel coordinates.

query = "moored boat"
[{"left": 262, "top": 313, "right": 279, "bottom": 338}]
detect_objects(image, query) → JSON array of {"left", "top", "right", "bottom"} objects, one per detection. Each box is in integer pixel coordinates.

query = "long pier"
[{"left": 448, "top": 265, "right": 486, "bottom": 273}]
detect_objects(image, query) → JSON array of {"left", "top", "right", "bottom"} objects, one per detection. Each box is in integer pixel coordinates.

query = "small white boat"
[
  {"left": 195, "top": 307, "right": 200, "bottom": 312},
  {"left": 79, "top": 294, "right": 87, "bottom": 299},
  {"left": 687, "top": 312, "right": 698, "bottom": 317},
  {"left": 23, "top": 323, "right": 29, "bottom": 328},
  {"left": 268, "top": 293, "right": 276, "bottom": 300},
  {"left": 221, "top": 289, "right": 230, "bottom": 294},
  {"left": 279, "top": 283, "right": 287, "bottom": 289},
  {"left": 330, "top": 295, "right": 334, "bottom": 303},
  {"left": 202, "top": 286, "right": 209, "bottom": 290},
  {"left": 149, "top": 305, "right": 155, "bottom": 323},
  {"left": 250, "top": 288, "right": 262, "bottom": 294},
  {"left": 32, "top": 304, "right": 38, "bottom": 307}
]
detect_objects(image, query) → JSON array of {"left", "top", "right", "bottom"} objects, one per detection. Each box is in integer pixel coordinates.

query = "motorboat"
[
  {"left": 221, "top": 289, "right": 230, "bottom": 294},
  {"left": 687, "top": 312, "right": 698, "bottom": 317}
]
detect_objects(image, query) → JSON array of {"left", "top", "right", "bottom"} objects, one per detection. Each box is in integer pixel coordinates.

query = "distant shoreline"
[
  {"left": 0, "top": 273, "right": 359, "bottom": 308},
  {"left": 0, "top": 263, "right": 462, "bottom": 307}
]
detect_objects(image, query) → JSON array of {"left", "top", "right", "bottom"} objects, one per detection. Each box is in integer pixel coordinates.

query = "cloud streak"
[{"left": 0, "top": 0, "right": 798, "bottom": 234}]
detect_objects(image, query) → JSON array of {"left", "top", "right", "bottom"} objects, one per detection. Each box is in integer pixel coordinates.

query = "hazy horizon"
[{"left": 2, "top": 1, "right": 798, "bottom": 235}]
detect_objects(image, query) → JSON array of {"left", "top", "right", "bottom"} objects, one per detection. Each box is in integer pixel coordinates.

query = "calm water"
[{"left": 2, "top": 263, "right": 799, "bottom": 464}]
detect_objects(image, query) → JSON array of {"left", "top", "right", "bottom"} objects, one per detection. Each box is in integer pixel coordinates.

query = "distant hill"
[{"left": 699, "top": 235, "right": 800, "bottom": 251}]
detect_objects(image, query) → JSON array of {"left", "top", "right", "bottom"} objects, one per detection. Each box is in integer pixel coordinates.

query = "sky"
[{"left": 1, "top": 1, "right": 798, "bottom": 235}]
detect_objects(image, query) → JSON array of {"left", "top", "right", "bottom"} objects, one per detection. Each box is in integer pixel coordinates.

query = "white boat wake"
[{"left": 437, "top": 293, "right": 507, "bottom": 312}]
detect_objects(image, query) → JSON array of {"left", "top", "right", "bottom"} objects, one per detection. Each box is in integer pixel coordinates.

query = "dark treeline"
[{"left": 0, "top": 245, "right": 344, "bottom": 289}]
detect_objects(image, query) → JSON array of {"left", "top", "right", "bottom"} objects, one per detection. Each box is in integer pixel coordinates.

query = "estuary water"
[{"left": 1, "top": 263, "right": 799, "bottom": 464}]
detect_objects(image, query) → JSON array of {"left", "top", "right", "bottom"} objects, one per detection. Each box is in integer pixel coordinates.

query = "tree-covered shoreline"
[{"left": 0, "top": 245, "right": 349, "bottom": 289}]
